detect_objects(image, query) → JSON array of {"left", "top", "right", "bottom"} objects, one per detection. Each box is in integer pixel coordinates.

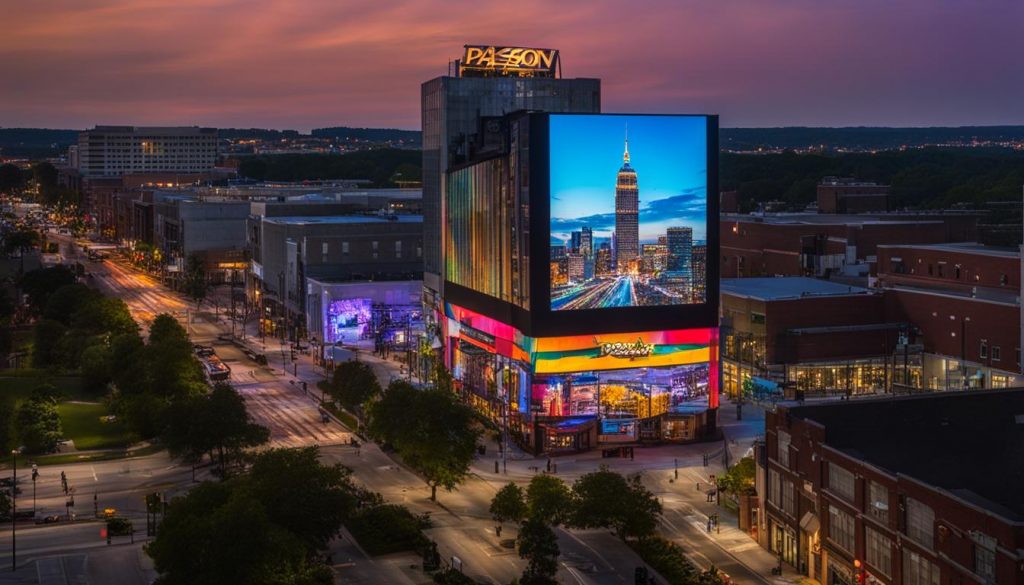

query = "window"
[
  {"left": 395, "top": 241, "right": 402, "bottom": 258},
  {"left": 991, "top": 346, "right": 1001, "bottom": 362},
  {"left": 903, "top": 549, "right": 939, "bottom": 585},
  {"left": 342, "top": 241, "right": 349, "bottom": 255},
  {"left": 927, "top": 264, "right": 933, "bottom": 276},
  {"left": 973, "top": 532, "right": 996, "bottom": 582},
  {"left": 827, "top": 504, "right": 855, "bottom": 553},
  {"left": 372, "top": 240, "right": 378, "bottom": 251},
  {"left": 750, "top": 312, "right": 766, "bottom": 325},
  {"left": 980, "top": 340, "right": 988, "bottom": 359},
  {"left": 1000, "top": 273, "right": 1008, "bottom": 285},
  {"left": 828, "top": 462, "right": 855, "bottom": 502},
  {"left": 866, "top": 527, "right": 892, "bottom": 577},
  {"left": 905, "top": 498, "right": 934, "bottom": 549},
  {"left": 782, "top": 478, "right": 796, "bottom": 517},
  {"left": 768, "top": 469, "right": 781, "bottom": 508},
  {"left": 777, "top": 431, "right": 791, "bottom": 467},
  {"left": 417, "top": 246, "right": 423, "bottom": 258},
  {"left": 868, "top": 481, "right": 889, "bottom": 523}
]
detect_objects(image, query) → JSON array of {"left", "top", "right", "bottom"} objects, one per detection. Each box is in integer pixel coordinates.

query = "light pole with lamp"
[{"left": 10, "top": 449, "right": 18, "bottom": 573}]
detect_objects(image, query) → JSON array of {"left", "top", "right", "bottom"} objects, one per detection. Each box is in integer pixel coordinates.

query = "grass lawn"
[
  {"left": 56, "top": 402, "right": 133, "bottom": 450},
  {"left": 0, "top": 374, "right": 85, "bottom": 402}
]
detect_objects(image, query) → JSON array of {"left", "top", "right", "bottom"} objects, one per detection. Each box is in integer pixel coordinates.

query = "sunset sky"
[{"left": 2, "top": 0, "right": 1022, "bottom": 131}]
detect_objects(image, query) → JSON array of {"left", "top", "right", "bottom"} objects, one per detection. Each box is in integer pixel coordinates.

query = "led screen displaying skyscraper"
[{"left": 549, "top": 115, "right": 708, "bottom": 310}]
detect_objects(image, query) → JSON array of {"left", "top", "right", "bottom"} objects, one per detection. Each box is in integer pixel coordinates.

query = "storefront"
[{"left": 444, "top": 302, "right": 719, "bottom": 453}]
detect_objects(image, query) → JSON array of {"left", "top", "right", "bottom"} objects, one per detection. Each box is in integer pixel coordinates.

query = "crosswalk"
[{"left": 233, "top": 377, "right": 352, "bottom": 449}]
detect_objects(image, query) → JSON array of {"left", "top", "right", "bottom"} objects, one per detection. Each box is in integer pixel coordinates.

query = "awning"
[{"left": 799, "top": 511, "right": 820, "bottom": 535}]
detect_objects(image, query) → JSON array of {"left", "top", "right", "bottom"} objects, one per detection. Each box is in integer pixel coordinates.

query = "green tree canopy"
[
  {"left": 516, "top": 517, "right": 560, "bottom": 585},
  {"left": 163, "top": 383, "right": 270, "bottom": 472},
  {"left": 490, "top": 482, "right": 527, "bottom": 525},
  {"left": 571, "top": 468, "right": 662, "bottom": 540},
  {"left": 329, "top": 360, "right": 381, "bottom": 415},
  {"left": 146, "top": 447, "right": 350, "bottom": 585},
  {"left": 19, "top": 265, "right": 76, "bottom": 312},
  {"left": 526, "top": 474, "right": 573, "bottom": 526},
  {"left": 15, "top": 391, "right": 63, "bottom": 454},
  {"left": 367, "top": 385, "right": 480, "bottom": 501}
]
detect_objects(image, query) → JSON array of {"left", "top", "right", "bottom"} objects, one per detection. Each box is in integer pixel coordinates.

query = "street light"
[{"left": 10, "top": 449, "right": 17, "bottom": 573}]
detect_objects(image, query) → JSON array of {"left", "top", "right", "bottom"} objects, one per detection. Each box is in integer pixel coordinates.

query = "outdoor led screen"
[{"left": 549, "top": 114, "right": 708, "bottom": 311}]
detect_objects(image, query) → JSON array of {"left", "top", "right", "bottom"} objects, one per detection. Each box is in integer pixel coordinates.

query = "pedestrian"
[
  {"left": 496, "top": 525, "right": 502, "bottom": 537},
  {"left": 630, "top": 448, "right": 634, "bottom": 461},
  {"left": 707, "top": 519, "right": 712, "bottom": 533},
  {"left": 546, "top": 458, "right": 551, "bottom": 472}
]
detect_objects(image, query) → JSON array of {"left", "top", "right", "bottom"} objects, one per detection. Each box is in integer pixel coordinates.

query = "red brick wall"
[{"left": 877, "top": 245, "right": 1019, "bottom": 291}]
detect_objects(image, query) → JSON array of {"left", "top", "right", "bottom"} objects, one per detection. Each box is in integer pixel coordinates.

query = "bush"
[
  {"left": 347, "top": 504, "right": 429, "bottom": 556},
  {"left": 432, "top": 567, "right": 476, "bottom": 585},
  {"left": 629, "top": 536, "right": 726, "bottom": 585}
]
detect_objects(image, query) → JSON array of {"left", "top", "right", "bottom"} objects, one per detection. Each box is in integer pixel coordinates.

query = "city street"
[{"left": 6, "top": 243, "right": 797, "bottom": 584}]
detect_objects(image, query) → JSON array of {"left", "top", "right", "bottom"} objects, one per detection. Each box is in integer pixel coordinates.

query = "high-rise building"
[
  {"left": 77, "top": 126, "right": 218, "bottom": 177},
  {"left": 580, "top": 226, "right": 593, "bottom": 257},
  {"left": 615, "top": 133, "right": 639, "bottom": 272},
  {"left": 421, "top": 47, "right": 600, "bottom": 320},
  {"left": 570, "top": 231, "right": 582, "bottom": 254},
  {"left": 691, "top": 243, "right": 707, "bottom": 303},
  {"left": 667, "top": 227, "right": 693, "bottom": 274}
]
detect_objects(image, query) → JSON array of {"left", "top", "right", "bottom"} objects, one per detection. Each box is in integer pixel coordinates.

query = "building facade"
[
  {"left": 77, "top": 126, "right": 218, "bottom": 177},
  {"left": 441, "top": 111, "right": 720, "bottom": 454},
  {"left": 757, "top": 390, "right": 1024, "bottom": 585},
  {"left": 421, "top": 47, "right": 600, "bottom": 329}
]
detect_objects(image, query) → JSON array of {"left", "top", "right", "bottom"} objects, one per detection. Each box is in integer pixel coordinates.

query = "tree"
[
  {"left": 1, "top": 229, "right": 39, "bottom": 258},
  {"left": 526, "top": 474, "right": 573, "bottom": 526},
  {"left": 31, "top": 319, "right": 66, "bottom": 368},
  {"left": 146, "top": 448, "right": 351, "bottom": 585},
  {"left": 571, "top": 468, "right": 662, "bottom": 540},
  {"left": 329, "top": 360, "right": 381, "bottom": 415},
  {"left": 367, "top": 386, "right": 480, "bottom": 501},
  {"left": 163, "top": 383, "right": 269, "bottom": 472},
  {"left": 490, "top": 482, "right": 527, "bottom": 526},
  {"left": 42, "top": 284, "right": 98, "bottom": 325},
  {"left": 15, "top": 391, "right": 63, "bottom": 454},
  {"left": 80, "top": 343, "right": 113, "bottom": 394},
  {"left": 0, "top": 163, "right": 25, "bottom": 194},
  {"left": 720, "top": 456, "right": 756, "bottom": 496},
  {"left": 146, "top": 482, "right": 330, "bottom": 585},
  {"left": 183, "top": 253, "right": 208, "bottom": 309},
  {"left": 517, "top": 517, "right": 560, "bottom": 585},
  {"left": 19, "top": 265, "right": 76, "bottom": 313}
]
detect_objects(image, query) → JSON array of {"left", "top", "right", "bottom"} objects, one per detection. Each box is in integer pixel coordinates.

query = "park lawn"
[
  {"left": 56, "top": 402, "right": 133, "bottom": 451},
  {"left": 0, "top": 374, "right": 85, "bottom": 402}
]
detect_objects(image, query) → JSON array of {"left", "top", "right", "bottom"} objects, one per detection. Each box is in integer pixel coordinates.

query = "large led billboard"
[{"left": 549, "top": 114, "right": 708, "bottom": 311}]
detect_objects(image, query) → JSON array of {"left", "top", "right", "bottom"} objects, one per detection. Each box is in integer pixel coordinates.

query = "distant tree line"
[
  {"left": 721, "top": 147, "right": 1024, "bottom": 211},
  {"left": 0, "top": 161, "right": 79, "bottom": 206},
  {"left": 311, "top": 126, "right": 421, "bottom": 146},
  {"left": 237, "top": 149, "right": 421, "bottom": 186},
  {"left": 721, "top": 125, "right": 1024, "bottom": 151}
]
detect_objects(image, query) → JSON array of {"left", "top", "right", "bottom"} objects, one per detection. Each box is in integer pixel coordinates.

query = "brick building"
[
  {"left": 757, "top": 389, "right": 1024, "bottom": 584},
  {"left": 720, "top": 278, "right": 908, "bottom": 399},
  {"left": 875, "top": 243, "right": 1022, "bottom": 390},
  {"left": 817, "top": 177, "right": 890, "bottom": 214},
  {"left": 721, "top": 213, "right": 979, "bottom": 279}
]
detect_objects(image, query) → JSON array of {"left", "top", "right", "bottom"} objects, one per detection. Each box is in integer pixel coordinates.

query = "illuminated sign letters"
[
  {"left": 596, "top": 337, "right": 655, "bottom": 359},
  {"left": 460, "top": 45, "right": 559, "bottom": 77}
]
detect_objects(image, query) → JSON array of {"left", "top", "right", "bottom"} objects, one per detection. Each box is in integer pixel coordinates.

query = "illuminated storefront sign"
[
  {"left": 459, "top": 45, "right": 559, "bottom": 77},
  {"left": 597, "top": 338, "right": 654, "bottom": 359},
  {"left": 532, "top": 329, "right": 714, "bottom": 375}
]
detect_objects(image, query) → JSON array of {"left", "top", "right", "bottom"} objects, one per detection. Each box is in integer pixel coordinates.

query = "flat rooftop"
[
  {"left": 722, "top": 211, "right": 979, "bottom": 226},
  {"left": 787, "top": 388, "right": 1024, "bottom": 520},
  {"left": 878, "top": 241, "right": 1019, "bottom": 259},
  {"left": 264, "top": 214, "right": 422, "bottom": 226},
  {"left": 721, "top": 277, "right": 871, "bottom": 301}
]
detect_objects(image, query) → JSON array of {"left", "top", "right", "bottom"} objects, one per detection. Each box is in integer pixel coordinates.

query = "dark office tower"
[
  {"left": 615, "top": 130, "right": 639, "bottom": 273},
  {"left": 666, "top": 227, "right": 693, "bottom": 278},
  {"left": 691, "top": 243, "right": 706, "bottom": 303},
  {"left": 580, "top": 226, "right": 593, "bottom": 257},
  {"left": 570, "top": 231, "right": 582, "bottom": 254},
  {"left": 421, "top": 46, "right": 600, "bottom": 316}
]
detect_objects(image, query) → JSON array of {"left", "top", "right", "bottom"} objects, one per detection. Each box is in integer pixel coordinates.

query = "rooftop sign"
[{"left": 459, "top": 45, "right": 559, "bottom": 78}]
